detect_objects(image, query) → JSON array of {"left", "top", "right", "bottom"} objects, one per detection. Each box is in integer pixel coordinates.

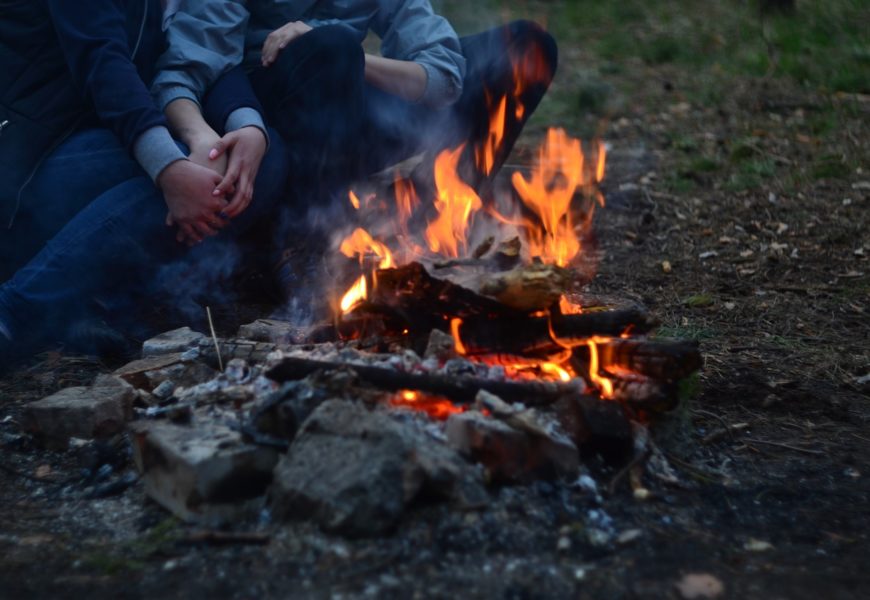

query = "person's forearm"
[
  {"left": 364, "top": 54, "right": 428, "bottom": 103},
  {"left": 164, "top": 99, "right": 218, "bottom": 148}
]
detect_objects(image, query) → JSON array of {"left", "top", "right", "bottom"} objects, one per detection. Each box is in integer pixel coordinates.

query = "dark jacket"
[
  {"left": 0, "top": 0, "right": 167, "bottom": 227},
  {"left": 0, "top": 0, "right": 265, "bottom": 229}
]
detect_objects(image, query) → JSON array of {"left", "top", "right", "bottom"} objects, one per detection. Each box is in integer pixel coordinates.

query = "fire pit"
[{"left": 99, "top": 116, "right": 704, "bottom": 536}]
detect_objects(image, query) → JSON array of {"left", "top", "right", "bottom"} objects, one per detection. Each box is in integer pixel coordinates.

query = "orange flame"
[
  {"left": 450, "top": 318, "right": 467, "bottom": 355},
  {"left": 348, "top": 190, "right": 361, "bottom": 210},
  {"left": 340, "top": 275, "right": 367, "bottom": 314},
  {"left": 477, "top": 94, "right": 507, "bottom": 176},
  {"left": 425, "top": 145, "right": 482, "bottom": 257},
  {"left": 394, "top": 173, "right": 419, "bottom": 227},
  {"left": 586, "top": 338, "right": 614, "bottom": 398},
  {"left": 595, "top": 140, "right": 607, "bottom": 184},
  {"left": 512, "top": 128, "right": 586, "bottom": 267},
  {"left": 339, "top": 227, "right": 395, "bottom": 269},
  {"left": 510, "top": 42, "right": 552, "bottom": 121}
]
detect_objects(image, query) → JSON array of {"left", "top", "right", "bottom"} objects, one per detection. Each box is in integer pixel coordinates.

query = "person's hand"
[
  {"left": 188, "top": 130, "right": 229, "bottom": 176},
  {"left": 157, "top": 160, "right": 229, "bottom": 245},
  {"left": 209, "top": 127, "right": 268, "bottom": 219},
  {"left": 262, "top": 21, "right": 312, "bottom": 67}
]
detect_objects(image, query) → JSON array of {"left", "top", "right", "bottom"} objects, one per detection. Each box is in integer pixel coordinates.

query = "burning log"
[
  {"left": 370, "top": 262, "right": 524, "bottom": 321},
  {"left": 608, "top": 377, "right": 678, "bottom": 412},
  {"left": 265, "top": 356, "right": 586, "bottom": 407},
  {"left": 594, "top": 339, "right": 702, "bottom": 381},
  {"left": 476, "top": 263, "right": 570, "bottom": 311},
  {"left": 454, "top": 308, "right": 658, "bottom": 357}
]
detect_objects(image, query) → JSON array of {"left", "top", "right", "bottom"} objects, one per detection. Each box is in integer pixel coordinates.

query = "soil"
[{"left": 1, "top": 6, "right": 869, "bottom": 599}]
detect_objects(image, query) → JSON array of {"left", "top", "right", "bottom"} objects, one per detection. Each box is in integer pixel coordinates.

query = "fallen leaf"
[
  {"left": 676, "top": 573, "right": 724, "bottom": 599},
  {"left": 744, "top": 538, "right": 774, "bottom": 552},
  {"left": 662, "top": 260, "right": 673, "bottom": 273},
  {"left": 683, "top": 294, "right": 715, "bottom": 307}
]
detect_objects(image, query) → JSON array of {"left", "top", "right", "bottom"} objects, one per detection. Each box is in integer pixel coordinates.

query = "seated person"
[
  {"left": 0, "top": 0, "right": 288, "bottom": 366},
  {"left": 156, "top": 0, "right": 558, "bottom": 216}
]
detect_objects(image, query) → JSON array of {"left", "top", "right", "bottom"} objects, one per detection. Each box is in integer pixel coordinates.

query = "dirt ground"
[{"left": 1, "top": 1, "right": 868, "bottom": 598}]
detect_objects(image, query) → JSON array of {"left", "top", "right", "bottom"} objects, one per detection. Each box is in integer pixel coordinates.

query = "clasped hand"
[{"left": 160, "top": 126, "right": 267, "bottom": 246}]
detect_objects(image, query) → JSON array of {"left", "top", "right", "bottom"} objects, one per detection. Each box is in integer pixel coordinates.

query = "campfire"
[{"left": 22, "top": 54, "right": 703, "bottom": 537}]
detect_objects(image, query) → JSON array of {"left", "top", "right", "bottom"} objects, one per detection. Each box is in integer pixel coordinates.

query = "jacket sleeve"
[
  {"left": 202, "top": 66, "right": 269, "bottom": 144},
  {"left": 151, "top": 0, "right": 250, "bottom": 112},
  {"left": 372, "top": 0, "right": 466, "bottom": 110}
]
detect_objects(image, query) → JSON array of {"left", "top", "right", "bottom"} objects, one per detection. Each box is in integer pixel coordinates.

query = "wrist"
[{"left": 156, "top": 158, "right": 189, "bottom": 190}]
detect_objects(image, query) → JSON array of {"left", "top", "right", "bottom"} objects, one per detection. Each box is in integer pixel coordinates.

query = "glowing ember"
[
  {"left": 425, "top": 144, "right": 483, "bottom": 257},
  {"left": 391, "top": 389, "right": 465, "bottom": 420},
  {"left": 559, "top": 296, "right": 583, "bottom": 314},
  {"left": 511, "top": 128, "right": 585, "bottom": 267},
  {"left": 339, "top": 227, "right": 395, "bottom": 269},
  {"left": 340, "top": 275, "right": 367, "bottom": 314},
  {"left": 348, "top": 190, "right": 361, "bottom": 210},
  {"left": 540, "top": 362, "right": 571, "bottom": 381},
  {"left": 586, "top": 337, "right": 615, "bottom": 398}
]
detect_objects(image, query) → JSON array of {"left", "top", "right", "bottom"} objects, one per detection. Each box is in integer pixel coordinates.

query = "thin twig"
[
  {"left": 743, "top": 438, "right": 825, "bottom": 456},
  {"left": 205, "top": 306, "right": 223, "bottom": 372}
]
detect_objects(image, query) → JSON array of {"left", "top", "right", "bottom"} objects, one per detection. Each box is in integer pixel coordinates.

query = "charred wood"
[
  {"left": 455, "top": 309, "right": 658, "bottom": 357},
  {"left": 266, "top": 356, "right": 587, "bottom": 407},
  {"left": 597, "top": 338, "right": 702, "bottom": 380},
  {"left": 370, "top": 262, "right": 525, "bottom": 320}
]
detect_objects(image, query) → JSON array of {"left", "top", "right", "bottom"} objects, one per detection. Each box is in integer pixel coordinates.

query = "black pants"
[{"left": 249, "top": 20, "right": 557, "bottom": 217}]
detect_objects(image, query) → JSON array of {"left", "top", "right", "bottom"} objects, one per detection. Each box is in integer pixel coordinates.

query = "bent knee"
[
  {"left": 276, "top": 24, "right": 364, "bottom": 74},
  {"left": 508, "top": 20, "right": 558, "bottom": 80}
]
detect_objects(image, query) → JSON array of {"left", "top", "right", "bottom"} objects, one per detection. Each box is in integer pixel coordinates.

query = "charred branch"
[
  {"left": 266, "top": 356, "right": 588, "bottom": 407},
  {"left": 597, "top": 338, "right": 702, "bottom": 380},
  {"left": 455, "top": 309, "right": 658, "bottom": 357}
]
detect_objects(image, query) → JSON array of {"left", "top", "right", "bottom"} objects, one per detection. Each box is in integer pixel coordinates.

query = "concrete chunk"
[
  {"left": 142, "top": 327, "right": 206, "bottom": 357},
  {"left": 24, "top": 375, "right": 134, "bottom": 447},
  {"left": 270, "top": 400, "right": 487, "bottom": 537},
  {"left": 447, "top": 410, "right": 578, "bottom": 482},
  {"left": 237, "top": 319, "right": 294, "bottom": 343},
  {"left": 130, "top": 420, "right": 279, "bottom": 525}
]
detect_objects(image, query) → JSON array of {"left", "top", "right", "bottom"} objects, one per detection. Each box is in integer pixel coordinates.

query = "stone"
[
  {"left": 446, "top": 409, "right": 578, "bottom": 482},
  {"left": 23, "top": 375, "right": 134, "bottom": 448},
  {"left": 130, "top": 420, "right": 279, "bottom": 524},
  {"left": 423, "top": 328, "right": 458, "bottom": 361},
  {"left": 237, "top": 319, "right": 294, "bottom": 343},
  {"left": 113, "top": 353, "right": 215, "bottom": 391},
  {"left": 142, "top": 327, "right": 206, "bottom": 357},
  {"left": 270, "top": 400, "right": 487, "bottom": 537}
]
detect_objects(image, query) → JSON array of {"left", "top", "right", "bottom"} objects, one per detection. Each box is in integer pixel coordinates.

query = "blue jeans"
[{"left": 0, "top": 127, "right": 288, "bottom": 341}]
